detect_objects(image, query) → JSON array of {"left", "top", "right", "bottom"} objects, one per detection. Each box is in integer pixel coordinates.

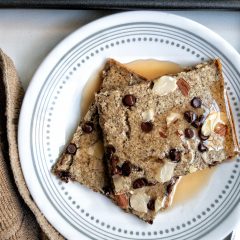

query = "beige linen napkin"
[{"left": 0, "top": 49, "right": 63, "bottom": 240}]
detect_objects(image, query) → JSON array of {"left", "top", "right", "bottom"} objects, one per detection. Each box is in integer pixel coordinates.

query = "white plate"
[{"left": 18, "top": 11, "right": 240, "bottom": 240}]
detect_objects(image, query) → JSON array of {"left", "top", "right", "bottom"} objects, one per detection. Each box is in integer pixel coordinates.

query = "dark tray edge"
[{"left": 0, "top": 0, "right": 240, "bottom": 10}]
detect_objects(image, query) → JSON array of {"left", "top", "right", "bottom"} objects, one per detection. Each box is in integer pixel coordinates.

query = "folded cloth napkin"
[{"left": 0, "top": 49, "right": 63, "bottom": 240}]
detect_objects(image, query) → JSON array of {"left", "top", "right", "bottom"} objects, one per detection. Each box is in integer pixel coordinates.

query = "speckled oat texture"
[
  {"left": 96, "top": 59, "right": 239, "bottom": 221},
  {"left": 52, "top": 59, "right": 149, "bottom": 193},
  {"left": 52, "top": 59, "right": 180, "bottom": 223}
]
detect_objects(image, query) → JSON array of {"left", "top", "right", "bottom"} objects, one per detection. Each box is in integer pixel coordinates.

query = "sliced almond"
[
  {"left": 201, "top": 112, "right": 227, "bottom": 136},
  {"left": 177, "top": 78, "right": 190, "bottom": 96},
  {"left": 58, "top": 154, "right": 72, "bottom": 167},
  {"left": 142, "top": 109, "right": 154, "bottom": 122},
  {"left": 206, "top": 134, "right": 225, "bottom": 151},
  {"left": 154, "top": 196, "right": 166, "bottom": 212},
  {"left": 166, "top": 112, "right": 181, "bottom": 126},
  {"left": 152, "top": 76, "right": 177, "bottom": 96},
  {"left": 113, "top": 175, "right": 131, "bottom": 193},
  {"left": 189, "top": 165, "right": 198, "bottom": 173},
  {"left": 182, "top": 150, "right": 195, "bottom": 164},
  {"left": 130, "top": 191, "right": 150, "bottom": 213},
  {"left": 87, "top": 141, "right": 104, "bottom": 158},
  {"left": 214, "top": 123, "right": 228, "bottom": 136},
  {"left": 155, "top": 161, "right": 176, "bottom": 183},
  {"left": 115, "top": 194, "right": 129, "bottom": 209}
]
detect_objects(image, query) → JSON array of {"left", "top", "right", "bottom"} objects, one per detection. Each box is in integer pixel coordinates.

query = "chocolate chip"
[
  {"left": 184, "top": 128, "right": 194, "bottom": 139},
  {"left": 112, "top": 165, "right": 122, "bottom": 175},
  {"left": 122, "top": 94, "right": 136, "bottom": 106},
  {"left": 191, "top": 97, "right": 202, "bottom": 108},
  {"left": 169, "top": 149, "right": 181, "bottom": 163},
  {"left": 149, "top": 81, "right": 154, "bottom": 89},
  {"left": 66, "top": 143, "right": 77, "bottom": 155},
  {"left": 191, "top": 120, "right": 201, "bottom": 128},
  {"left": 121, "top": 161, "right": 132, "bottom": 176},
  {"left": 110, "top": 155, "right": 121, "bottom": 175},
  {"left": 116, "top": 166, "right": 123, "bottom": 175},
  {"left": 102, "top": 186, "right": 112, "bottom": 196},
  {"left": 184, "top": 111, "right": 197, "bottom": 123},
  {"left": 82, "top": 122, "right": 94, "bottom": 133},
  {"left": 110, "top": 155, "right": 119, "bottom": 165},
  {"left": 147, "top": 220, "right": 153, "bottom": 224},
  {"left": 198, "top": 115, "right": 205, "bottom": 126},
  {"left": 132, "top": 178, "right": 148, "bottom": 189},
  {"left": 198, "top": 142, "right": 208, "bottom": 152},
  {"left": 165, "top": 177, "right": 179, "bottom": 195},
  {"left": 192, "top": 115, "right": 205, "bottom": 128},
  {"left": 166, "top": 183, "right": 174, "bottom": 196},
  {"left": 106, "top": 145, "right": 116, "bottom": 158},
  {"left": 56, "top": 171, "right": 70, "bottom": 182},
  {"left": 147, "top": 181, "right": 156, "bottom": 186},
  {"left": 147, "top": 199, "right": 155, "bottom": 211},
  {"left": 58, "top": 171, "right": 69, "bottom": 178},
  {"left": 141, "top": 121, "right": 153, "bottom": 133},
  {"left": 198, "top": 129, "right": 209, "bottom": 141}
]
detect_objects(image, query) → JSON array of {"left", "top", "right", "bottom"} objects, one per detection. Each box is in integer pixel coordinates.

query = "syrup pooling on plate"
[
  {"left": 171, "top": 167, "right": 215, "bottom": 207},
  {"left": 81, "top": 70, "right": 102, "bottom": 116},
  {"left": 126, "top": 59, "right": 183, "bottom": 80}
]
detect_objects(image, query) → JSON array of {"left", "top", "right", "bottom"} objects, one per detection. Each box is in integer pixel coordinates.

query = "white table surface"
[
  {"left": 0, "top": 10, "right": 239, "bottom": 90},
  {"left": 0, "top": 9, "right": 239, "bottom": 239}
]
